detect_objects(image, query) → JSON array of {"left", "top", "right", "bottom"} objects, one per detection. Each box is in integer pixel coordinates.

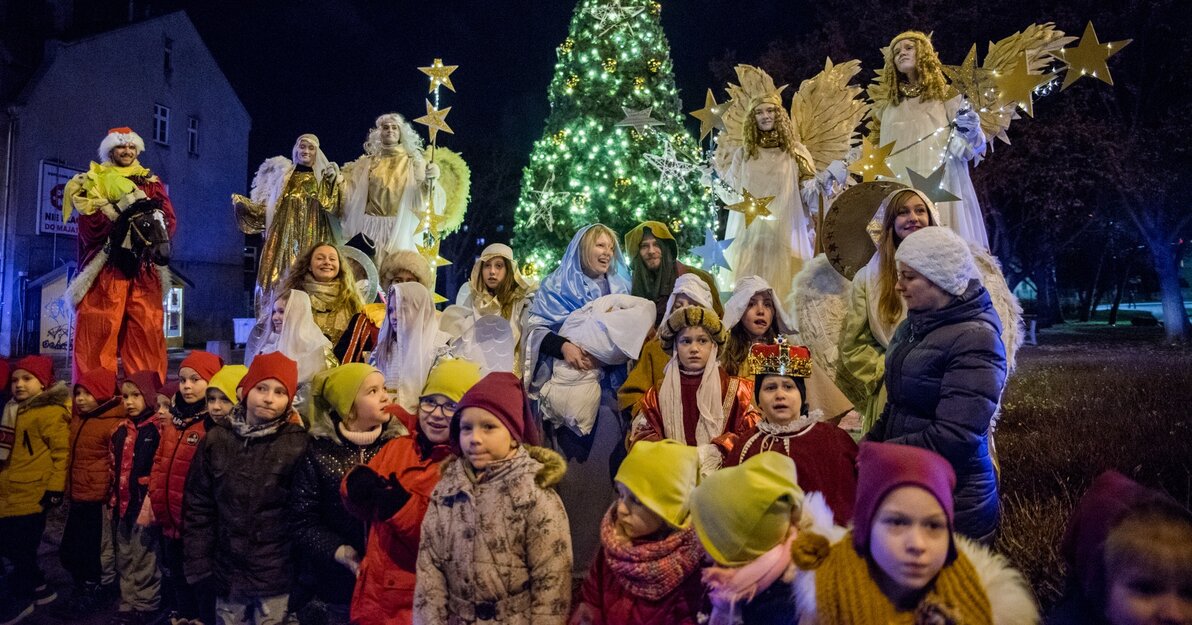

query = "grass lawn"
[{"left": 995, "top": 322, "right": 1192, "bottom": 608}]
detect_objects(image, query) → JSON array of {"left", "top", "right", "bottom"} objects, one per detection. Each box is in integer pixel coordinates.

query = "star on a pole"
[
  {"left": 415, "top": 207, "right": 449, "bottom": 238},
  {"left": 725, "top": 188, "right": 774, "bottom": 227},
  {"left": 615, "top": 106, "right": 664, "bottom": 134},
  {"left": 1057, "top": 22, "right": 1132, "bottom": 90},
  {"left": 418, "top": 58, "right": 458, "bottom": 93},
  {"left": 414, "top": 99, "right": 453, "bottom": 144},
  {"left": 416, "top": 237, "right": 452, "bottom": 269},
  {"left": 907, "top": 164, "right": 961, "bottom": 204},
  {"left": 944, "top": 45, "right": 997, "bottom": 104},
  {"left": 643, "top": 140, "right": 697, "bottom": 187},
  {"left": 689, "top": 89, "right": 726, "bottom": 142},
  {"left": 848, "top": 138, "right": 896, "bottom": 182},
  {"left": 995, "top": 52, "right": 1051, "bottom": 117},
  {"left": 690, "top": 228, "right": 734, "bottom": 272}
]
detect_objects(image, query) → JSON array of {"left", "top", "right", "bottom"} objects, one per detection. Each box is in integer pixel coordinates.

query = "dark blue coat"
[{"left": 867, "top": 280, "right": 1007, "bottom": 544}]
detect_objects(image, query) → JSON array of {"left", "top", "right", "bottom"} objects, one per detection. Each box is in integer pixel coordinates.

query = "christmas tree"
[{"left": 513, "top": 0, "right": 714, "bottom": 276}]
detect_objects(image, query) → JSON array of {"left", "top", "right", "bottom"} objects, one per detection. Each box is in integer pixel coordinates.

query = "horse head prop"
[{"left": 109, "top": 198, "right": 171, "bottom": 278}]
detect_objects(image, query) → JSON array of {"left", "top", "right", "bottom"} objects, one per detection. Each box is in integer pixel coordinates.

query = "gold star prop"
[
  {"left": 995, "top": 52, "right": 1051, "bottom": 117},
  {"left": 1058, "top": 22, "right": 1132, "bottom": 90},
  {"left": 689, "top": 89, "right": 726, "bottom": 142},
  {"left": 417, "top": 238, "right": 452, "bottom": 269},
  {"left": 414, "top": 100, "right": 453, "bottom": 144},
  {"left": 726, "top": 189, "right": 774, "bottom": 227},
  {"left": 848, "top": 138, "right": 896, "bottom": 182},
  {"left": 907, "top": 165, "right": 961, "bottom": 204},
  {"left": 418, "top": 58, "right": 458, "bottom": 93},
  {"left": 944, "top": 45, "right": 997, "bottom": 105},
  {"left": 415, "top": 207, "right": 449, "bottom": 238},
  {"left": 615, "top": 106, "right": 664, "bottom": 133}
]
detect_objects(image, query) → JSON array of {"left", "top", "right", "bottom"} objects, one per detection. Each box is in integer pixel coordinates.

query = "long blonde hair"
[
  {"left": 882, "top": 32, "right": 950, "bottom": 106},
  {"left": 578, "top": 224, "right": 622, "bottom": 274},
  {"left": 877, "top": 190, "right": 938, "bottom": 326},
  {"left": 280, "top": 242, "right": 364, "bottom": 316},
  {"left": 743, "top": 107, "right": 802, "bottom": 162}
]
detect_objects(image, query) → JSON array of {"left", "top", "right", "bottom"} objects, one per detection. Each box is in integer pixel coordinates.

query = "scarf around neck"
[
  {"left": 658, "top": 347, "right": 725, "bottom": 448},
  {"left": 599, "top": 507, "right": 702, "bottom": 601}
]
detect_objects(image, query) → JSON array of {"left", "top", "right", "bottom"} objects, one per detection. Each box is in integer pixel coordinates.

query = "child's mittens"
[
  {"left": 39, "top": 490, "right": 64, "bottom": 510},
  {"left": 343, "top": 465, "right": 411, "bottom": 521},
  {"left": 334, "top": 545, "right": 361, "bottom": 577}
]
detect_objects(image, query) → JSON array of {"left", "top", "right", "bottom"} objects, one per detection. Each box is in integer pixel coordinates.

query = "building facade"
[{"left": 0, "top": 10, "right": 250, "bottom": 356}]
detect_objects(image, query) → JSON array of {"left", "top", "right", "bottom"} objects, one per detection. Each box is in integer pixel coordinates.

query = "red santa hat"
[
  {"left": 180, "top": 351, "right": 224, "bottom": 382},
  {"left": 98, "top": 126, "right": 146, "bottom": 163},
  {"left": 14, "top": 355, "right": 54, "bottom": 388}
]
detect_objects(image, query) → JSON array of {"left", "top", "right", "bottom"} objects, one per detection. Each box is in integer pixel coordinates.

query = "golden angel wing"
[
  {"left": 714, "top": 64, "right": 782, "bottom": 168},
  {"left": 979, "top": 23, "right": 1076, "bottom": 144},
  {"left": 863, "top": 46, "right": 894, "bottom": 142},
  {"left": 790, "top": 58, "right": 869, "bottom": 171},
  {"left": 432, "top": 146, "right": 471, "bottom": 235}
]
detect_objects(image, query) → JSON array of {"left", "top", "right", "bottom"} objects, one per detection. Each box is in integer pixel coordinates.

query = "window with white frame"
[
  {"left": 153, "top": 104, "right": 170, "bottom": 144},
  {"left": 187, "top": 117, "right": 199, "bottom": 155}
]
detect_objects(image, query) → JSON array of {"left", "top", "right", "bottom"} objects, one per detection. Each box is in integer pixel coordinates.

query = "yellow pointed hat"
[{"left": 616, "top": 439, "right": 700, "bottom": 529}]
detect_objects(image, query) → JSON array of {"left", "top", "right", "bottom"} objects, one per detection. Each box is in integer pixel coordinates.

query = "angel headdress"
[
  {"left": 864, "top": 25, "right": 1074, "bottom": 250},
  {"left": 714, "top": 61, "right": 867, "bottom": 304}
]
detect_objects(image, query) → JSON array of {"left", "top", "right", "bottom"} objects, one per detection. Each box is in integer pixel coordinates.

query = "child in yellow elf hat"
[
  {"left": 204, "top": 365, "right": 247, "bottom": 425},
  {"left": 570, "top": 439, "right": 705, "bottom": 625},
  {"left": 690, "top": 451, "right": 803, "bottom": 624}
]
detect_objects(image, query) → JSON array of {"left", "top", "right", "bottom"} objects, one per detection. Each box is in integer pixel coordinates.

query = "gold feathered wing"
[
  {"left": 790, "top": 58, "right": 870, "bottom": 171},
  {"left": 975, "top": 22, "right": 1075, "bottom": 145},
  {"left": 713, "top": 64, "right": 785, "bottom": 174}
]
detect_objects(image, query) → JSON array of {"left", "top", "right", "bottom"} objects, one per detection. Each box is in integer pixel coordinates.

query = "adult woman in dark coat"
[{"left": 865, "top": 226, "right": 1007, "bottom": 545}]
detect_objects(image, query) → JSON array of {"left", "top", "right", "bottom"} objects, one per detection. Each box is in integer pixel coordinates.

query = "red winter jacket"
[
  {"left": 578, "top": 543, "right": 705, "bottom": 625},
  {"left": 67, "top": 398, "right": 125, "bottom": 503},
  {"left": 343, "top": 428, "right": 447, "bottom": 625},
  {"left": 111, "top": 411, "right": 162, "bottom": 522},
  {"left": 149, "top": 409, "right": 211, "bottom": 539}
]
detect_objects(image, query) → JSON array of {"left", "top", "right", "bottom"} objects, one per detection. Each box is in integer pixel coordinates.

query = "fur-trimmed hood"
[
  {"left": 15, "top": 381, "right": 70, "bottom": 413},
  {"left": 436, "top": 444, "right": 566, "bottom": 498}
]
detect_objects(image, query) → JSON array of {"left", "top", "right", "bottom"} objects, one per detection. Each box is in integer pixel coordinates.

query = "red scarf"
[{"left": 599, "top": 507, "right": 703, "bottom": 601}]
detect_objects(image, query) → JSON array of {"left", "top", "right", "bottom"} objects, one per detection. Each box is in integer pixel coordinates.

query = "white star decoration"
[
  {"left": 690, "top": 228, "right": 734, "bottom": 272},
  {"left": 526, "top": 173, "right": 579, "bottom": 233},
  {"left": 585, "top": 0, "right": 645, "bottom": 35},
  {"left": 643, "top": 140, "right": 697, "bottom": 187}
]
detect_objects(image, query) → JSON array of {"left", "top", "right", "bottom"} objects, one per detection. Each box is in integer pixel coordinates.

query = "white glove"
[
  {"left": 953, "top": 108, "right": 981, "bottom": 141},
  {"left": 697, "top": 443, "right": 724, "bottom": 477},
  {"left": 334, "top": 544, "right": 361, "bottom": 576},
  {"left": 426, "top": 162, "right": 441, "bottom": 180}
]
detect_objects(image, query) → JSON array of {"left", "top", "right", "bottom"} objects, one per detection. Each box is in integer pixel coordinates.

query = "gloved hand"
[
  {"left": 426, "top": 162, "right": 441, "bottom": 180},
  {"left": 344, "top": 465, "right": 411, "bottom": 521},
  {"left": 953, "top": 108, "right": 981, "bottom": 140},
  {"left": 334, "top": 545, "right": 361, "bottom": 576},
  {"left": 40, "top": 490, "right": 64, "bottom": 510}
]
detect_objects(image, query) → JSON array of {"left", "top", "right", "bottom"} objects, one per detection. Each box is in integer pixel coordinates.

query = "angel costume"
[
  {"left": 371, "top": 282, "right": 449, "bottom": 413},
  {"left": 233, "top": 134, "right": 341, "bottom": 306},
  {"left": 523, "top": 225, "right": 632, "bottom": 575},
  {"left": 447, "top": 243, "right": 537, "bottom": 376},
  {"left": 245, "top": 289, "right": 334, "bottom": 387}
]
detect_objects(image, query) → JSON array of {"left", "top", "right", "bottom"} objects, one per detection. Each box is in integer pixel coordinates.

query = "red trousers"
[{"left": 73, "top": 265, "right": 167, "bottom": 383}]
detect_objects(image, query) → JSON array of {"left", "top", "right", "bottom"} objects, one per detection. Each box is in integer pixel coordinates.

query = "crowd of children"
[{"left": 3, "top": 215, "right": 1191, "bottom": 625}]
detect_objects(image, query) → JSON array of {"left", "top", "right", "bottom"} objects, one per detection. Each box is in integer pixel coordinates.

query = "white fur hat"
[
  {"left": 894, "top": 227, "right": 977, "bottom": 296},
  {"left": 98, "top": 127, "right": 145, "bottom": 163}
]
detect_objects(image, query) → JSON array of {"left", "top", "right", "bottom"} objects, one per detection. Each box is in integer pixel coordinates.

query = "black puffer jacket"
[
  {"left": 290, "top": 405, "right": 407, "bottom": 605},
  {"left": 182, "top": 406, "right": 309, "bottom": 597},
  {"left": 867, "top": 280, "right": 1007, "bottom": 544}
]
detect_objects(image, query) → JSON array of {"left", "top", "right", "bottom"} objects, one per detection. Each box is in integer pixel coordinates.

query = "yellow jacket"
[{"left": 0, "top": 382, "right": 70, "bottom": 517}]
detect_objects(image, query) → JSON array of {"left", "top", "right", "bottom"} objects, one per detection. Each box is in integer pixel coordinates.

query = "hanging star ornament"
[
  {"left": 418, "top": 58, "right": 458, "bottom": 93},
  {"left": 690, "top": 228, "right": 733, "bottom": 272},
  {"left": 414, "top": 100, "right": 453, "bottom": 143},
  {"left": 848, "top": 138, "right": 896, "bottom": 182},
  {"left": 417, "top": 237, "right": 452, "bottom": 269},
  {"left": 907, "top": 165, "right": 961, "bottom": 204},
  {"left": 585, "top": 0, "right": 645, "bottom": 35},
  {"left": 689, "top": 89, "right": 726, "bottom": 142},
  {"left": 725, "top": 189, "right": 774, "bottom": 227},
  {"left": 615, "top": 106, "right": 664, "bottom": 134},
  {"left": 995, "top": 52, "right": 1052, "bottom": 117},
  {"left": 525, "top": 173, "right": 575, "bottom": 233},
  {"left": 1057, "top": 22, "right": 1132, "bottom": 90},
  {"left": 643, "top": 140, "right": 697, "bottom": 187}
]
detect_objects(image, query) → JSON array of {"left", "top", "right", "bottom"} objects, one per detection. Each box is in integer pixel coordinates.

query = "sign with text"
[{"left": 38, "top": 161, "right": 84, "bottom": 236}]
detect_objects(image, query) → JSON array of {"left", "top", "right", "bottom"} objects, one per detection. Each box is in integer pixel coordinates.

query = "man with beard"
[{"left": 624, "top": 221, "right": 722, "bottom": 326}]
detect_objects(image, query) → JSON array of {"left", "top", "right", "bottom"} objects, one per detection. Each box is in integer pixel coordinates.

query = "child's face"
[
  {"left": 271, "top": 298, "right": 288, "bottom": 333},
  {"left": 742, "top": 292, "right": 775, "bottom": 338},
  {"left": 675, "top": 326, "right": 714, "bottom": 371},
  {"left": 121, "top": 382, "right": 146, "bottom": 417},
  {"left": 458, "top": 407, "right": 515, "bottom": 471},
  {"left": 206, "top": 388, "right": 233, "bottom": 419},
  {"left": 418, "top": 393, "right": 457, "bottom": 444},
  {"left": 349, "top": 372, "right": 390, "bottom": 430},
  {"left": 73, "top": 386, "right": 99, "bottom": 413},
  {"left": 757, "top": 375, "right": 802, "bottom": 424},
  {"left": 245, "top": 379, "right": 290, "bottom": 422},
  {"left": 178, "top": 367, "right": 209, "bottom": 404},
  {"left": 868, "top": 486, "right": 950, "bottom": 596},
  {"left": 1105, "top": 566, "right": 1192, "bottom": 625},
  {"left": 10, "top": 370, "right": 44, "bottom": 402},
  {"left": 614, "top": 482, "right": 666, "bottom": 539}
]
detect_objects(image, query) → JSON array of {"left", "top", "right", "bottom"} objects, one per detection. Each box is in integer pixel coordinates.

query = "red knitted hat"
[
  {"left": 76, "top": 368, "right": 119, "bottom": 403},
  {"left": 239, "top": 352, "right": 298, "bottom": 400},
  {"left": 451, "top": 372, "right": 540, "bottom": 452},
  {"left": 14, "top": 355, "right": 54, "bottom": 388},
  {"left": 180, "top": 351, "right": 224, "bottom": 382},
  {"left": 853, "top": 442, "right": 956, "bottom": 555},
  {"left": 122, "top": 371, "right": 163, "bottom": 402}
]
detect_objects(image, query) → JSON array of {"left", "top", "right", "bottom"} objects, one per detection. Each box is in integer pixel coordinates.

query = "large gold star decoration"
[
  {"left": 689, "top": 89, "right": 726, "bottom": 142},
  {"left": 995, "top": 52, "right": 1052, "bottom": 117},
  {"left": 944, "top": 45, "right": 996, "bottom": 105},
  {"left": 417, "top": 238, "right": 452, "bottom": 269},
  {"left": 726, "top": 189, "right": 774, "bottom": 227},
  {"left": 414, "top": 100, "right": 453, "bottom": 144},
  {"left": 418, "top": 58, "right": 458, "bottom": 93},
  {"left": 848, "top": 138, "right": 896, "bottom": 182},
  {"left": 1058, "top": 22, "right": 1132, "bottom": 90},
  {"left": 907, "top": 165, "right": 961, "bottom": 204},
  {"left": 414, "top": 207, "right": 449, "bottom": 238}
]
